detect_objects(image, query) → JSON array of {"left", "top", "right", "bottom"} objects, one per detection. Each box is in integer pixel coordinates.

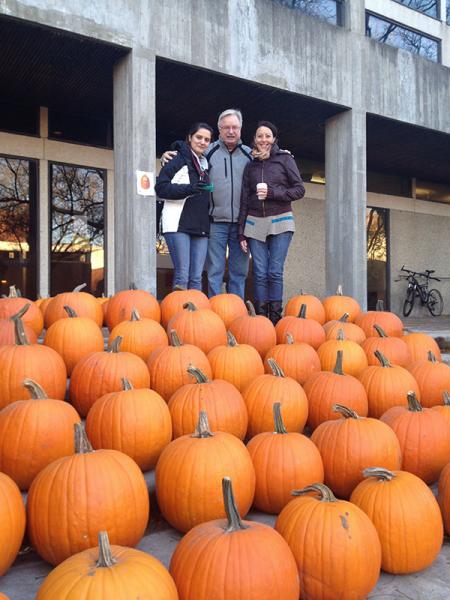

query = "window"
[
  {"left": 366, "top": 207, "right": 390, "bottom": 310},
  {"left": 50, "top": 163, "right": 105, "bottom": 296},
  {"left": 393, "top": 0, "right": 438, "bottom": 19},
  {"left": 0, "top": 156, "right": 38, "bottom": 298},
  {"left": 272, "top": 0, "right": 343, "bottom": 25},
  {"left": 0, "top": 102, "right": 39, "bottom": 136},
  {"left": 366, "top": 13, "right": 440, "bottom": 62},
  {"left": 415, "top": 180, "right": 450, "bottom": 204},
  {"left": 48, "top": 109, "right": 113, "bottom": 148}
]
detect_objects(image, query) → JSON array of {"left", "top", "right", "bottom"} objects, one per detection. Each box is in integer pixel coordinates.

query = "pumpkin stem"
[
  {"left": 72, "top": 283, "right": 87, "bottom": 293},
  {"left": 74, "top": 423, "right": 93, "bottom": 454},
  {"left": 169, "top": 329, "right": 183, "bottom": 346},
  {"left": 273, "top": 403, "right": 287, "bottom": 434},
  {"left": 131, "top": 308, "right": 141, "bottom": 321},
  {"left": 427, "top": 351, "right": 437, "bottom": 364},
  {"left": 267, "top": 357, "right": 285, "bottom": 378},
  {"left": 121, "top": 377, "right": 133, "bottom": 391},
  {"left": 227, "top": 331, "right": 238, "bottom": 346},
  {"left": 107, "top": 336, "right": 122, "bottom": 353},
  {"left": 187, "top": 365, "right": 210, "bottom": 383},
  {"left": 182, "top": 302, "right": 197, "bottom": 312},
  {"left": 336, "top": 284, "right": 343, "bottom": 296},
  {"left": 332, "top": 350, "right": 345, "bottom": 376},
  {"left": 333, "top": 404, "right": 360, "bottom": 419},
  {"left": 407, "top": 391, "right": 423, "bottom": 412},
  {"left": 297, "top": 304, "right": 307, "bottom": 319},
  {"left": 10, "top": 303, "right": 31, "bottom": 321},
  {"left": 23, "top": 379, "right": 48, "bottom": 400},
  {"left": 245, "top": 300, "right": 257, "bottom": 317},
  {"left": 292, "top": 483, "right": 338, "bottom": 502},
  {"left": 336, "top": 328, "right": 345, "bottom": 341},
  {"left": 376, "top": 299, "right": 385, "bottom": 311},
  {"left": 192, "top": 410, "right": 214, "bottom": 438},
  {"left": 363, "top": 467, "right": 396, "bottom": 481},
  {"left": 13, "top": 316, "right": 30, "bottom": 346},
  {"left": 286, "top": 332, "right": 295, "bottom": 345},
  {"left": 373, "top": 324, "right": 388, "bottom": 338},
  {"left": 338, "top": 313, "right": 349, "bottom": 323},
  {"left": 443, "top": 391, "right": 450, "bottom": 406},
  {"left": 223, "top": 477, "right": 248, "bottom": 532},
  {"left": 63, "top": 305, "right": 77, "bottom": 318},
  {"left": 96, "top": 531, "right": 117, "bottom": 568},
  {"left": 374, "top": 350, "right": 392, "bottom": 368}
]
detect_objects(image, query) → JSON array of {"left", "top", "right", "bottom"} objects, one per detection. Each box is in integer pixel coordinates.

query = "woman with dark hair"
[
  {"left": 238, "top": 121, "right": 305, "bottom": 324},
  {"left": 155, "top": 122, "right": 214, "bottom": 290}
]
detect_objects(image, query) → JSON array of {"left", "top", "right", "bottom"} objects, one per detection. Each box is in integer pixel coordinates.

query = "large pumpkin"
[
  {"left": 322, "top": 285, "right": 361, "bottom": 323},
  {"left": 168, "top": 366, "right": 248, "bottom": 439},
  {"left": 275, "top": 483, "right": 381, "bottom": 600},
  {"left": 85, "top": 378, "right": 172, "bottom": 471},
  {"left": 27, "top": 424, "right": 149, "bottom": 565},
  {"left": 0, "top": 304, "right": 38, "bottom": 346},
  {"left": 209, "top": 293, "right": 247, "bottom": 328},
  {"left": 0, "top": 379, "right": 80, "bottom": 490},
  {"left": 106, "top": 287, "right": 161, "bottom": 329},
  {"left": 0, "top": 285, "right": 44, "bottom": 336},
  {"left": 408, "top": 351, "right": 450, "bottom": 408},
  {"left": 147, "top": 330, "right": 212, "bottom": 401},
  {"left": 438, "top": 462, "right": 450, "bottom": 535},
  {"left": 361, "top": 324, "right": 410, "bottom": 367},
  {"left": 45, "top": 283, "right": 103, "bottom": 328},
  {"left": 432, "top": 391, "right": 450, "bottom": 429},
  {"left": 402, "top": 332, "right": 442, "bottom": 362},
  {"left": 35, "top": 530, "right": 178, "bottom": 600},
  {"left": 275, "top": 304, "right": 326, "bottom": 349},
  {"left": 207, "top": 331, "right": 264, "bottom": 393},
  {"left": 0, "top": 472, "right": 26, "bottom": 576},
  {"left": 243, "top": 358, "right": 308, "bottom": 438},
  {"left": 264, "top": 332, "right": 321, "bottom": 385},
  {"left": 303, "top": 350, "right": 368, "bottom": 430},
  {"left": 354, "top": 300, "right": 403, "bottom": 337},
  {"left": 166, "top": 302, "right": 227, "bottom": 355},
  {"left": 316, "top": 329, "right": 368, "bottom": 377},
  {"left": 108, "top": 308, "right": 168, "bottom": 362},
  {"left": 380, "top": 391, "right": 450, "bottom": 484},
  {"left": 169, "top": 477, "right": 300, "bottom": 600},
  {"left": 228, "top": 301, "right": 276, "bottom": 358},
  {"left": 311, "top": 404, "right": 402, "bottom": 498},
  {"left": 284, "top": 292, "right": 326, "bottom": 324},
  {"left": 69, "top": 336, "right": 150, "bottom": 417},
  {"left": 350, "top": 467, "right": 443, "bottom": 574},
  {"left": 155, "top": 411, "right": 255, "bottom": 533},
  {"left": 160, "top": 289, "right": 210, "bottom": 328},
  {"left": 247, "top": 403, "right": 324, "bottom": 514}
]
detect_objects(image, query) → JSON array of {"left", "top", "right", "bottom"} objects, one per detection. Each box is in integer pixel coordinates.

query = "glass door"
[{"left": 366, "top": 206, "right": 390, "bottom": 310}]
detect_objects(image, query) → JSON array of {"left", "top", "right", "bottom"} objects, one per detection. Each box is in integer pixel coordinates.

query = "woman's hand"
[{"left": 240, "top": 240, "right": 248, "bottom": 253}]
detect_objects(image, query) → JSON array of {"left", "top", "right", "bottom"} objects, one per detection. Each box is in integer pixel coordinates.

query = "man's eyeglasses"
[{"left": 219, "top": 125, "right": 241, "bottom": 131}]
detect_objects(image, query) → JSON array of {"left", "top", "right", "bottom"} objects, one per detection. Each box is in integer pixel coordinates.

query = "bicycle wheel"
[
  {"left": 427, "top": 289, "right": 443, "bottom": 316},
  {"left": 403, "top": 287, "right": 416, "bottom": 317}
]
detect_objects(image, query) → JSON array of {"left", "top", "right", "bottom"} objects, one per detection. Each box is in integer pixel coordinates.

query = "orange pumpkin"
[
  {"left": 0, "top": 303, "right": 38, "bottom": 346},
  {"left": 160, "top": 288, "right": 210, "bottom": 328},
  {"left": 322, "top": 285, "right": 361, "bottom": 322},
  {"left": 228, "top": 301, "right": 276, "bottom": 358},
  {"left": 36, "top": 531, "right": 178, "bottom": 600},
  {"left": 155, "top": 411, "right": 255, "bottom": 533},
  {"left": 317, "top": 328, "right": 368, "bottom": 377},
  {"left": 323, "top": 312, "right": 366, "bottom": 344},
  {"left": 247, "top": 403, "right": 324, "bottom": 513},
  {"left": 355, "top": 300, "right": 403, "bottom": 337},
  {"left": 438, "top": 462, "right": 450, "bottom": 535},
  {"left": 108, "top": 307, "right": 168, "bottom": 362},
  {"left": 0, "top": 472, "right": 26, "bottom": 576},
  {"left": 45, "top": 283, "right": 103, "bottom": 328},
  {"left": 264, "top": 332, "right": 321, "bottom": 385},
  {"left": 402, "top": 331, "right": 442, "bottom": 362},
  {"left": 0, "top": 285, "right": 44, "bottom": 335},
  {"left": 275, "top": 483, "right": 381, "bottom": 600},
  {"left": 170, "top": 477, "right": 300, "bottom": 600},
  {"left": 380, "top": 391, "right": 450, "bottom": 484},
  {"left": 358, "top": 350, "right": 420, "bottom": 418},
  {"left": 168, "top": 366, "right": 248, "bottom": 439},
  {"left": 243, "top": 358, "right": 308, "bottom": 438},
  {"left": 361, "top": 323, "right": 410, "bottom": 367},
  {"left": 284, "top": 292, "right": 326, "bottom": 324},
  {"left": 209, "top": 293, "right": 247, "bottom": 328},
  {"left": 166, "top": 302, "right": 227, "bottom": 355},
  {"left": 147, "top": 329, "right": 212, "bottom": 401},
  {"left": 0, "top": 379, "right": 80, "bottom": 490},
  {"left": 432, "top": 390, "right": 450, "bottom": 429},
  {"left": 69, "top": 336, "right": 150, "bottom": 417},
  {"left": 85, "top": 378, "right": 172, "bottom": 471},
  {"left": 350, "top": 468, "right": 443, "bottom": 574},
  {"left": 275, "top": 304, "right": 326, "bottom": 349},
  {"left": 44, "top": 305, "right": 105, "bottom": 375},
  {"left": 303, "top": 350, "right": 368, "bottom": 430},
  {"left": 106, "top": 287, "right": 161, "bottom": 329},
  {"left": 311, "top": 404, "right": 402, "bottom": 498},
  {"left": 27, "top": 424, "right": 150, "bottom": 565},
  {"left": 408, "top": 351, "right": 450, "bottom": 408},
  {"left": 0, "top": 317, "right": 67, "bottom": 409},
  {"left": 207, "top": 331, "right": 264, "bottom": 393}
]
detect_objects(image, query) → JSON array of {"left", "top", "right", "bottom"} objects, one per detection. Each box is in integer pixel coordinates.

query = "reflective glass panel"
[
  {"left": 393, "top": 0, "right": 438, "bottom": 18},
  {"left": 366, "top": 13, "right": 439, "bottom": 62},
  {"left": 50, "top": 163, "right": 105, "bottom": 296},
  {"left": 416, "top": 180, "right": 450, "bottom": 204},
  {"left": 0, "top": 157, "right": 37, "bottom": 298},
  {"left": 272, "top": 0, "right": 342, "bottom": 25},
  {"left": 367, "top": 207, "right": 389, "bottom": 310}
]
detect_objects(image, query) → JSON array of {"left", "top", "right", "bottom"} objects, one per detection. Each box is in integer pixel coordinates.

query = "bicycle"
[{"left": 397, "top": 266, "right": 444, "bottom": 317}]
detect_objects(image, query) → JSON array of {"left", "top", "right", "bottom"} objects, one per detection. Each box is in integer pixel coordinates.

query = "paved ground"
[{"left": 2, "top": 315, "right": 450, "bottom": 598}]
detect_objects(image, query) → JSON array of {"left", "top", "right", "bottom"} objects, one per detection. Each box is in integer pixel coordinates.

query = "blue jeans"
[
  {"left": 164, "top": 232, "right": 208, "bottom": 290},
  {"left": 248, "top": 232, "right": 293, "bottom": 302},
  {"left": 206, "top": 222, "right": 249, "bottom": 298}
]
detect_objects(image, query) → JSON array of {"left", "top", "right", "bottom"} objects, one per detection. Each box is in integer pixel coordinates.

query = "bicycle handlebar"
[{"left": 400, "top": 266, "right": 440, "bottom": 282}]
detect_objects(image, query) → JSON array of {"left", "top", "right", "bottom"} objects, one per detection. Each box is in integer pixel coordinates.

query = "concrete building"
[{"left": 0, "top": 0, "right": 449, "bottom": 314}]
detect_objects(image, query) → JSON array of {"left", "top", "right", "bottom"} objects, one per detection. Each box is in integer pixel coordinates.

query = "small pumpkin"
[
  {"left": 361, "top": 324, "right": 410, "bottom": 367},
  {"left": 0, "top": 303, "right": 38, "bottom": 346},
  {"left": 284, "top": 292, "right": 326, "bottom": 324},
  {"left": 209, "top": 293, "right": 247, "bottom": 328},
  {"left": 402, "top": 331, "right": 442, "bottom": 362},
  {"left": 322, "top": 285, "right": 361, "bottom": 322},
  {"left": 323, "top": 312, "right": 366, "bottom": 344},
  {"left": 431, "top": 390, "right": 450, "bottom": 429},
  {"left": 166, "top": 302, "right": 227, "bottom": 355},
  {"left": 0, "top": 285, "right": 44, "bottom": 335},
  {"left": 108, "top": 307, "right": 168, "bottom": 362},
  {"left": 228, "top": 301, "right": 276, "bottom": 358},
  {"left": 438, "top": 462, "right": 450, "bottom": 535},
  {"left": 160, "top": 288, "right": 210, "bottom": 328},
  {"left": 354, "top": 299, "right": 404, "bottom": 337},
  {"left": 408, "top": 351, "right": 450, "bottom": 408},
  {"left": 264, "top": 332, "right": 321, "bottom": 385},
  {"left": 275, "top": 304, "right": 326, "bottom": 349},
  {"left": 106, "top": 287, "right": 161, "bottom": 329},
  {"left": 317, "top": 328, "right": 368, "bottom": 377},
  {"left": 45, "top": 283, "right": 103, "bottom": 328},
  {"left": 0, "top": 472, "right": 26, "bottom": 576}
]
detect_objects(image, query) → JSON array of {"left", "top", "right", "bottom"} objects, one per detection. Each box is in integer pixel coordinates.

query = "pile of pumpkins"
[{"left": 0, "top": 282, "right": 449, "bottom": 599}]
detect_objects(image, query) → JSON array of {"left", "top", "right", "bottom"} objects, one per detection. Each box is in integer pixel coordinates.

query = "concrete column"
[
  {"left": 325, "top": 109, "right": 367, "bottom": 309},
  {"left": 344, "top": 0, "right": 366, "bottom": 33},
  {"left": 113, "top": 50, "right": 156, "bottom": 294},
  {"left": 38, "top": 107, "right": 49, "bottom": 297}
]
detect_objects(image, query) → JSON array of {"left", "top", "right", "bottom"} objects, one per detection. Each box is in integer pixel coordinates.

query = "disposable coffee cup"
[{"left": 256, "top": 182, "right": 268, "bottom": 199}]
